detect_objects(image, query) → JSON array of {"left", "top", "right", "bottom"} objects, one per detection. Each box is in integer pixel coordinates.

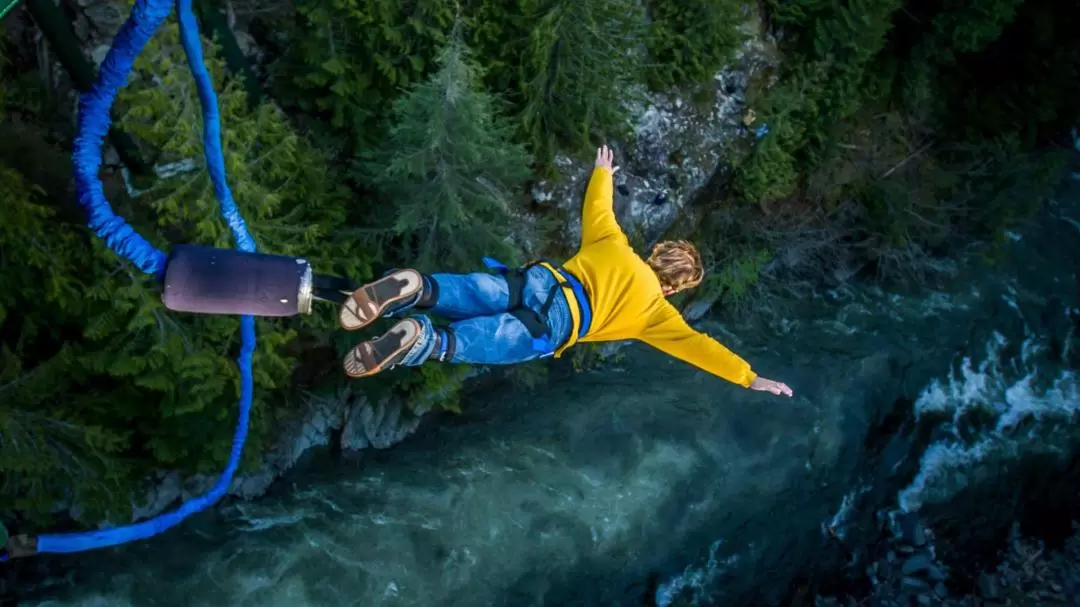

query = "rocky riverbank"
[{"left": 811, "top": 518, "right": 1080, "bottom": 606}]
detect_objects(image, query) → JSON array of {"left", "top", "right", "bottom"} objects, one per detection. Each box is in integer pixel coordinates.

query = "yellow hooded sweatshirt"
[{"left": 558, "top": 166, "right": 758, "bottom": 388}]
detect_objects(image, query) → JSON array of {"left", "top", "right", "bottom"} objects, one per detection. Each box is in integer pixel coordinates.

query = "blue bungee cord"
[{"left": 1, "top": 0, "right": 257, "bottom": 560}]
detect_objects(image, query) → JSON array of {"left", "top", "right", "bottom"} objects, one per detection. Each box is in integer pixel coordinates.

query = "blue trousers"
[{"left": 386, "top": 266, "right": 574, "bottom": 367}]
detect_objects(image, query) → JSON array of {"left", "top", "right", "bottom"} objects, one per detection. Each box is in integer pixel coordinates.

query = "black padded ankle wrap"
[
  {"left": 441, "top": 329, "right": 457, "bottom": 362},
  {"left": 415, "top": 274, "right": 439, "bottom": 309}
]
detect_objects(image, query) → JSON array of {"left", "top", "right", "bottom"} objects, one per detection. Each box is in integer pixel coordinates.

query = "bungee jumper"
[
  {"left": 337, "top": 145, "right": 794, "bottom": 398},
  {"left": 0, "top": 2, "right": 787, "bottom": 563}
]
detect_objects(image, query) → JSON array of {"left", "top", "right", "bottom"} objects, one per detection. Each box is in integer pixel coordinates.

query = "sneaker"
[
  {"left": 339, "top": 269, "right": 424, "bottom": 331},
  {"left": 343, "top": 318, "right": 422, "bottom": 378}
]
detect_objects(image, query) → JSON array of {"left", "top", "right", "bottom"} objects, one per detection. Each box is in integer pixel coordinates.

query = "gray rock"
[
  {"left": 933, "top": 581, "right": 947, "bottom": 597},
  {"left": 528, "top": 27, "right": 779, "bottom": 256},
  {"left": 916, "top": 594, "right": 932, "bottom": 606},
  {"left": 902, "top": 576, "right": 931, "bottom": 591},
  {"left": 103, "top": 146, "right": 120, "bottom": 167},
  {"left": 128, "top": 470, "right": 182, "bottom": 524},
  {"left": 977, "top": 573, "right": 999, "bottom": 599},
  {"left": 342, "top": 396, "right": 423, "bottom": 451},
  {"left": 925, "top": 565, "right": 946, "bottom": 581},
  {"left": 913, "top": 524, "right": 927, "bottom": 546},
  {"left": 84, "top": 3, "right": 124, "bottom": 35},
  {"left": 73, "top": 12, "right": 90, "bottom": 42},
  {"left": 902, "top": 552, "right": 933, "bottom": 575},
  {"left": 91, "top": 45, "right": 111, "bottom": 67}
]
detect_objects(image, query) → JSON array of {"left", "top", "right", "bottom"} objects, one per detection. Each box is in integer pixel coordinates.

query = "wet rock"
[
  {"left": 91, "top": 44, "right": 110, "bottom": 67},
  {"left": 341, "top": 396, "right": 422, "bottom": 450},
  {"left": 902, "top": 575, "right": 931, "bottom": 591},
  {"left": 913, "top": 524, "right": 927, "bottom": 546},
  {"left": 129, "top": 470, "right": 182, "bottom": 524},
  {"left": 902, "top": 552, "right": 933, "bottom": 575},
  {"left": 925, "top": 565, "right": 946, "bottom": 581},
  {"left": 103, "top": 145, "right": 120, "bottom": 167},
  {"left": 84, "top": 3, "right": 124, "bottom": 36},
  {"left": 979, "top": 572, "right": 1001, "bottom": 599}
]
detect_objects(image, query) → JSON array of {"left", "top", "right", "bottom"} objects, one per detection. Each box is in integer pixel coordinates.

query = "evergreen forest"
[{"left": 1, "top": 0, "right": 1078, "bottom": 531}]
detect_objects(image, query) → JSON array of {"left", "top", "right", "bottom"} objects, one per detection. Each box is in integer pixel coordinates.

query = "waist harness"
[{"left": 481, "top": 257, "right": 592, "bottom": 354}]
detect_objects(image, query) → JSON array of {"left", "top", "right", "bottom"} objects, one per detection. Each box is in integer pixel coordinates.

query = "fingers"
[
  {"left": 753, "top": 377, "right": 794, "bottom": 397},
  {"left": 596, "top": 145, "right": 615, "bottom": 168}
]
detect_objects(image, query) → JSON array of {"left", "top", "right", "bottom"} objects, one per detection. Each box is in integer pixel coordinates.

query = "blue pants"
[{"left": 386, "top": 266, "right": 574, "bottom": 367}]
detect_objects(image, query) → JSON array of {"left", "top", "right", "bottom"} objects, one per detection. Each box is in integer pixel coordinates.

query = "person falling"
[{"left": 338, "top": 145, "right": 794, "bottom": 397}]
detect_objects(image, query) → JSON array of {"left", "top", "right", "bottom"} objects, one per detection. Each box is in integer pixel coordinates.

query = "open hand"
[
  {"left": 595, "top": 145, "right": 619, "bottom": 173},
  {"left": 750, "top": 376, "right": 794, "bottom": 397}
]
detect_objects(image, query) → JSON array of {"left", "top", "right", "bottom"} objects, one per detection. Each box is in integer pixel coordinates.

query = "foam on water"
[
  {"left": 654, "top": 539, "right": 740, "bottom": 607},
  {"left": 898, "top": 303, "right": 1078, "bottom": 514}
]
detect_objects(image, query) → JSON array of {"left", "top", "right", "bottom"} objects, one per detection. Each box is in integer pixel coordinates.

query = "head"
[{"left": 646, "top": 240, "right": 704, "bottom": 297}]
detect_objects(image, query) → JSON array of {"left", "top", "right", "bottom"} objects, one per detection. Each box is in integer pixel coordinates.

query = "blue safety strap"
[
  {"left": 1, "top": 0, "right": 257, "bottom": 561},
  {"left": 482, "top": 256, "right": 510, "bottom": 273}
]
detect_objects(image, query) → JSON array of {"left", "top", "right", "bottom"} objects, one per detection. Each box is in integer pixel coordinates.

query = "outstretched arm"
[
  {"left": 580, "top": 145, "right": 626, "bottom": 247},
  {"left": 641, "top": 303, "right": 793, "bottom": 396}
]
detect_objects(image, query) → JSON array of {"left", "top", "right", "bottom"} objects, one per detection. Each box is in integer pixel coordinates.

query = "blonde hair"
[{"left": 647, "top": 240, "right": 704, "bottom": 293}]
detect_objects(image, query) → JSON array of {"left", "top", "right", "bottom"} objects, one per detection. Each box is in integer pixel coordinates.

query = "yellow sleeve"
[
  {"left": 580, "top": 166, "right": 625, "bottom": 246},
  {"left": 640, "top": 302, "right": 757, "bottom": 388}
]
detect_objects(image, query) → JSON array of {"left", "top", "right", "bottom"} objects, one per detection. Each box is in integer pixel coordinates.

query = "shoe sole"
[
  {"left": 339, "top": 269, "right": 423, "bottom": 331},
  {"left": 343, "top": 318, "right": 422, "bottom": 378}
]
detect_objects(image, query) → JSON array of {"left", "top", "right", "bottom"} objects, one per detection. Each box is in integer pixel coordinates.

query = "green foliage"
[
  {"left": 356, "top": 33, "right": 533, "bottom": 272},
  {"left": 459, "top": 0, "right": 646, "bottom": 165},
  {"left": 0, "top": 18, "right": 374, "bottom": 526},
  {"left": 764, "top": 0, "right": 903, "bottom": 166},
  {"left": 271, "top": 0, "right": 456, "bottom": 146},
  {"left": 460, "top": 0, "right": 532, "bottom": 98},
  {"left": 643, "top": 0, "right": 747, "bottom": 90},
  {"left": 714, "top": 0, "right": 1075, "bottom": 285},
  {"left": 104, "top": 22, "right": 371, "bottom": 472},
  {"left": 568, "top": 342, "right": 625, "bottom": 372},
  {"left": 0, "top": 168, "right": 135, "bottom": 524},
  {"left": 929, "top": 0, "right": 1025, "bottom": 54},
  {"left": 517, "top": 0, "right": 645, "bottom": 164},
  {"left": 3, "top": 0, "right": 1079, "bottom": 535},
  {"left": 505, "top": 359, "right": 550, "bottom": 390},
  {"left": 389, "top": 362, "right": 473, "bottom": 413},
  {"left": 696, "top": 248, "right": 772, "bottom": 310}
]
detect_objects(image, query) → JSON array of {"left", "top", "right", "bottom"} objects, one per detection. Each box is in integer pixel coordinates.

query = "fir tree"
[
  {"left": 358, "top": 30, "right": 533, "bottom": 272},
  {"left": 273, "top": 0, "right": 457, "bottom": 147},
  {"left": 518, "top": 0, "right": 645, "bottom": 164},
  {"left": 643, "top": 0, "right": 747, "bottom": 91}
]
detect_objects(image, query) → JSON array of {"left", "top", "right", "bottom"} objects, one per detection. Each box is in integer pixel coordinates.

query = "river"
[{"left": 13, "top": 183, "right": 1080, "bottom": 606}]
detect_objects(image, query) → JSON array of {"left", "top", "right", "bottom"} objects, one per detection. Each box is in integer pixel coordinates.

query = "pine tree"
[
  {"left": 518, "top": 0, "right": 646, "bottom": 164},
  {"left": 274, "top": 0, "right": 457, "bottom": 147},
  {"left": 357, "top": 29, "right": 533, "bottom": 272},
  {"left": 643, "top": 0, "right": 747, "bottom": 91}
]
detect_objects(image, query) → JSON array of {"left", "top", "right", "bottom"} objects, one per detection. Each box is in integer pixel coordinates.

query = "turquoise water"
[{"left": 15, "top": 191, "right": 1080, "bottom": 607}]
